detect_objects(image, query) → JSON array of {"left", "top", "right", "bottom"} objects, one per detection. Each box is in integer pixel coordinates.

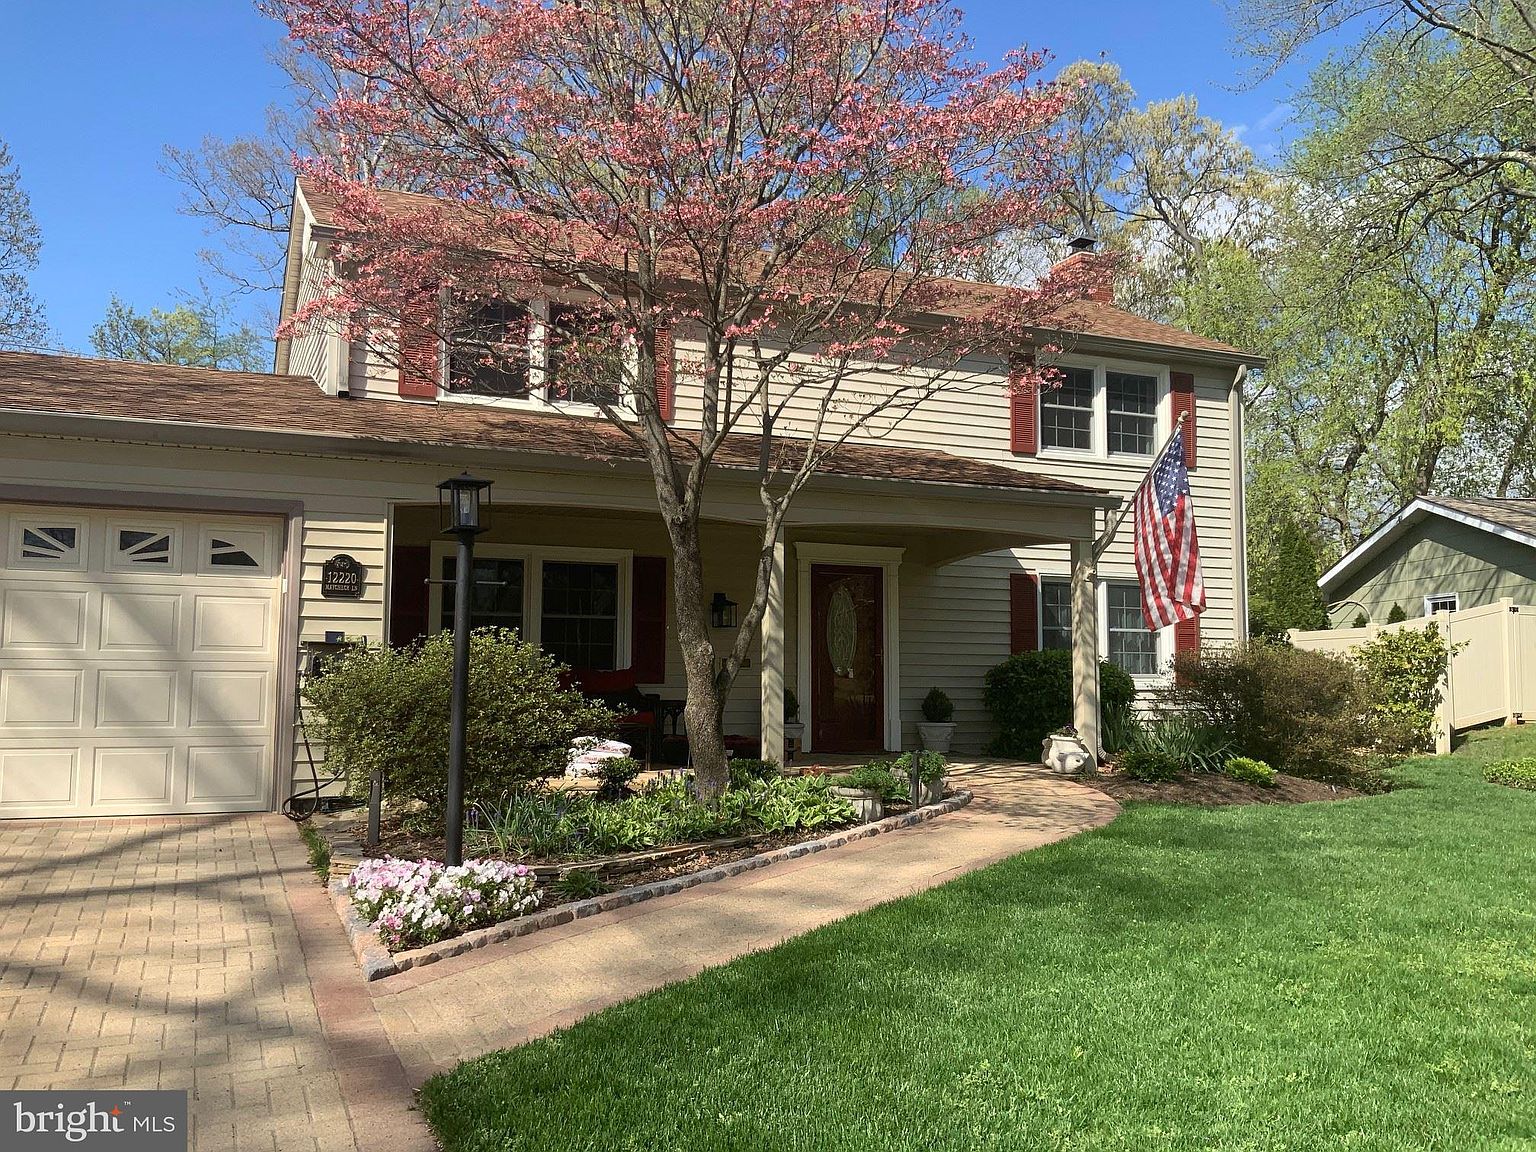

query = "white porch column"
[
  {"left": 760, "top": 537, "right": 786, "bottom": 764},
  {"left": 1070, "top": 538, "right": 1101, "bottom": 763}
]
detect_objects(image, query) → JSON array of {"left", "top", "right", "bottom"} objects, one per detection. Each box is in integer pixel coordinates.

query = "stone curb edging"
[{"left": 329, "top": 788, "right": 974, "bottom": 982}]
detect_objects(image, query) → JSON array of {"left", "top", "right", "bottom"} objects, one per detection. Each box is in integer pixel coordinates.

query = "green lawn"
[{"left": 420, "top": 730, "right": 1536, "bottom": 1151}]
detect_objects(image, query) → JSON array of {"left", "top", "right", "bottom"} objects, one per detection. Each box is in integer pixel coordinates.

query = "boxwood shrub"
[
  {"left": 303, "top": 628, "right": 615, "bottom": 809},
  {"left": 984, "top": 650, "right": 1136, "bottom": 759}
]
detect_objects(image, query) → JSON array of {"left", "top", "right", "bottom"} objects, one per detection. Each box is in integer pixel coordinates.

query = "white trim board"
[
  {"left": 1320, "top": 498, "right": 1536, "bottom": 594},
  {"left": 794, "top": 543, "right": 904, "bottom": 754}
]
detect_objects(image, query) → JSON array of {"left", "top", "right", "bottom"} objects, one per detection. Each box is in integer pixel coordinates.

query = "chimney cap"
[{"left": 1067, "top": 236, "right": 1097, "bottom": 254}]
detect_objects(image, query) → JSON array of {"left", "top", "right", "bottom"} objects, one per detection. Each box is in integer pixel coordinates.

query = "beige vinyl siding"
[
  {"left": 348, "top": 326, "right": 407, "bottom": 399},
  {"left": 1330, "top": 517, "right": 1536, "bottom": 622},
  {"left": 286, "top": 244, "right": 334, "bottom": 389}
]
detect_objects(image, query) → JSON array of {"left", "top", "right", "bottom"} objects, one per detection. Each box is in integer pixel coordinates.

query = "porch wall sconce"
[
  {"left": 437, "top": 471, "right": 493, "bottom": 867},
  {"left": 710, "top": 592, "right": 739, "bottom": 629}
]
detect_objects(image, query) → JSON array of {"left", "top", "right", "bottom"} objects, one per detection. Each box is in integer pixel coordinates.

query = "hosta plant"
[{"left": 344, "top": 856, "right": 541, "bottom": 952}]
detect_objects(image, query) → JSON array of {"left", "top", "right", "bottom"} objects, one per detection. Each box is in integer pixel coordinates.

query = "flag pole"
[{"left": 1092, "top": 411, "right": 1187, "bottom": 559}]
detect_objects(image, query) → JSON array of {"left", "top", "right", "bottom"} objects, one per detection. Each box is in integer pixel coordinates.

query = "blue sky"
[{"left": 0, "top": 0, "right": 1305, "bottom": 355}]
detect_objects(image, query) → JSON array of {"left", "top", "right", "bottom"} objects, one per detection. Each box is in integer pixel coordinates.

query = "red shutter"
[
  {"left": 1174, "top": 614, "right": 1201, "bottom": 655},
  {"left": 1009, "top": 352, "right": 1037, "bottom": 456},
  {"left": 1171, "top": 371, "right": 1196, "bottom": 469},
  {"left": 631, "top": 555, "right": 668, "bottom": 683},
  {"left": 1009, "top": 571, "right": 1040, "bottom": 654},
  {"left": 652, "top": 326, "right": 675, "bottom": 422},
  {"left": 397, "top": 285, "right": 441, "bottom": 399},
  {"left": 388, "top": 544, "right": 432, "bottom": 647}
]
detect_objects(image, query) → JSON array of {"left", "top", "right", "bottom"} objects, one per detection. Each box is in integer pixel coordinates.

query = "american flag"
[{"left": 1132, "top": 427, "right": 1206, "bottom": 631}]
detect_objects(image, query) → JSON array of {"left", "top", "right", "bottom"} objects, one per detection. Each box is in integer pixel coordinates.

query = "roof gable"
[{"left": 1320, "top": 496, "right": 1536, "bottom": 593}]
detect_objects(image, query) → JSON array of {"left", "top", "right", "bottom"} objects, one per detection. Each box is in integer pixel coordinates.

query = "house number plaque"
[{"left": 321, "top": 554, "right": 365, "bottom": 599}]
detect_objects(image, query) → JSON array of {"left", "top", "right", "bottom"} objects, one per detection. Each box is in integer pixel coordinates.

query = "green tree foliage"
[
  {"left": 90, "top": 293, "right": 268, "bottom": 371},
  {"left": 1353, "top": 623, "right": 1451, "bottom": 756},
  {"left": 1387, "top": 603, "right": 1409, "bottom": 624},
  {"left": 0, "top": 139, "right": 46, "bottom": 351},
  {"left": 1249, "top": 512, "right": 1328, "bottom": 636}
]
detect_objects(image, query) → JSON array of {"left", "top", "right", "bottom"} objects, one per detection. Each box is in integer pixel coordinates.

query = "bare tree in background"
[
  {"left": 0, "top": 139, "right": 47, "bottom": 351},
  {"left": 161, "top": 46, "right": 402, "bottom": 298}
]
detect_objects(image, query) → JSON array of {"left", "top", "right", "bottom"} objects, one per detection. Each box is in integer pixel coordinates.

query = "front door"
[{"left": 810, "top": 564, "right": 884, "bottom": 753}]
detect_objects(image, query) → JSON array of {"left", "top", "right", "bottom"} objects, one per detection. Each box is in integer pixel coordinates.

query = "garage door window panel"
[
  {"left": 109, "top": 522, "right": 181, "bottom": 574},
  {"left": 9, "top": 517, "right": 86, "bottom": 570}
]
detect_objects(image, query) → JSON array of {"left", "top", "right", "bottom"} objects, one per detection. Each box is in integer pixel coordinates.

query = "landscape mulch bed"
[
  {"left": 1086, "top": 770, "right": 1361, "bottom": 807},
  {"left": 337, "top": 801, "right": 924, "bottom": 909}
]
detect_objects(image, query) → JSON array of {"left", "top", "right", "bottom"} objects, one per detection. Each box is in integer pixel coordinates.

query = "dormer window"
[
  {"left": 546, "top": 304, "right": 624, "bottom": 406},
  {"left": 445, "top": 299, "right": 626, "bottom": 407},
  {"left": 448, "top": 301, "right": 531, "bottom": 397}
]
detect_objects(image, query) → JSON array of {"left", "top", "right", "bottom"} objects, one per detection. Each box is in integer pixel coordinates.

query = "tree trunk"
[{"left": 666, "top": 512, "right": 731, "bottom": 801}]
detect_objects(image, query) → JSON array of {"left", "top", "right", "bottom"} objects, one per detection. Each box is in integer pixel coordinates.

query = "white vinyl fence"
[{"left": 1289, "top": 599, "right": 1536, "bottom": 753}]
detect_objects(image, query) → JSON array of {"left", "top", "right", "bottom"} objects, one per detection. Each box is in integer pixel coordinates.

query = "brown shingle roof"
[
  {"left": 0, "top": 352, "right": 1107, "bottom": 499},
  {"left": 1422, "top": 496, "right": 1536, "bottom": 540},
  {"left": 295, "top": 178, "right": 1258, "bottom": 363}
]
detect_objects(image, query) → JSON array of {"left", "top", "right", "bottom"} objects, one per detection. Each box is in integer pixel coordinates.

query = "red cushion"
[
  {"left": 576, "top": 668, "right": 638, "bottom": 694},
  {"left": 616, "top": 711, "right": 655, "bottom": 728}
]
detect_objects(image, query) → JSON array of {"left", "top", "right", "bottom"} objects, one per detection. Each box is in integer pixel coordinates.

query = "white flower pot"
[
  {"left": 917, "top": 722, "right": 956, "bottom": 753},
  {"left": 1042, "top": 734, "right": 1095, "bottom": 775}
]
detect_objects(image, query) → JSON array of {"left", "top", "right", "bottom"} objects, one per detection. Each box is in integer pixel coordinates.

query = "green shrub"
[
  {"left": 1352, "top": 624, "right": 1450, "bottom": 757},
  {"left": 833, "top": 761, "right": 907, "bottom": 803},
  {"left": 1223, "top": 756, "right": 1277, "bottom": 787},
  {"left": 921, "top": 688, "right": 955, "bottom": 723},
  {"left": 470, "top": 775, "right": 855, "bottom": 860},
  {"left": 728, "top": 757, "right": 781, "bottom": 789},
  {"left": 893, "top": 749, "right": 947, "bottom": 784},
  {"left": 1484, "top": 758, "right": 1536, "bottom": 791},
  {"left": 303, "top": 628, "right": 616, "bottom": 810},
  {"left": 1133, "top": 713, "right": 1233, "bottom": 773},
  {"left": 1170, "top": 641, "right": 1366, "bottom": 778},
  {"left": 984, "top": 650, "right": 1136, "bottom": 759},
  {"left": 594, "top": 756, "right": 642, "bottom": 802},
  {"left": 1387, "top": 603, "right": 1408, "bottom": 623},
  {"left": 1118, "top": 747, "right": 1180, "bottom": 782}
]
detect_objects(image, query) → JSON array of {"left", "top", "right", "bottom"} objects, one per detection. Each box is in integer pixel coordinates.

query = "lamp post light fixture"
[{"left": 437, "top": 472, "right": 493, "bottom": 866}]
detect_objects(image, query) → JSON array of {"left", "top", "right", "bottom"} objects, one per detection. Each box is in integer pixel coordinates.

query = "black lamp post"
[{"left": 438, "top": 471, "right": 492, "bottom": 866}]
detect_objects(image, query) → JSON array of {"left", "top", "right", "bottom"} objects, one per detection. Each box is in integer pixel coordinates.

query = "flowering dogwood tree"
[{"left": 273, "top": 0, "right": 1109, "bottom": 798}]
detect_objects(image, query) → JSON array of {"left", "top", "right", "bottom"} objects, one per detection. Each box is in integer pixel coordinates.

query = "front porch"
[{"left": 386, "top": 472, "right": 1117, "bottom": 763}]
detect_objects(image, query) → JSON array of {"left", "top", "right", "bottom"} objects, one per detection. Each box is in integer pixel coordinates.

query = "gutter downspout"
[{"left": 1231, "top": 364, "right": 1251, "bottom": 642}]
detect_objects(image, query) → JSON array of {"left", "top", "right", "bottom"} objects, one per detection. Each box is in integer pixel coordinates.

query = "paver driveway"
[
  {"left": 0, "top": 764, "right": 1115, "bottom": 1150},
  {"left": 0, "top": 814, "right": 424, "bottom": 1152}
]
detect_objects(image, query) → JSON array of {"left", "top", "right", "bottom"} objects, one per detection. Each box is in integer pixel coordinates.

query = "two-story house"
[{"left": 0, "top": 178, "right": 1259, "bottom": 819}]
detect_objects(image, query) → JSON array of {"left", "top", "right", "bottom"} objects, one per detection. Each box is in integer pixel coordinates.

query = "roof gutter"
[{"left": 0, "top": 407, "right": 1116, "bottom": 510}]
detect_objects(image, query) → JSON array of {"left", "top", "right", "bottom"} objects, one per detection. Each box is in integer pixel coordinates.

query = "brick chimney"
[{"left": 1052, "top": 237, "right": 1113, "bottom": 304}]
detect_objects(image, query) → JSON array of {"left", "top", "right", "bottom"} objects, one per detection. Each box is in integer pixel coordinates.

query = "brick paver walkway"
[
  {"left": 0, "top": 763, "right": 1114, "bottom": 1150},
  {"left": 371, "top": 763, "right": 1118, "bottom": 1085},
  {"left": 0, "top": 814, "right": 428, "bottom": 1152}
]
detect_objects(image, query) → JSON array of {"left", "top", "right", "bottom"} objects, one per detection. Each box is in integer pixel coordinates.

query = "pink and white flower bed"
[{"left": 343, "top": 857, "right": 541, "bottom": 952}]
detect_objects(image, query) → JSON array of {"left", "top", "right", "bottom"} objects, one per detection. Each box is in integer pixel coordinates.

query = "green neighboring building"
[{"left": 1320, "top": 497, "right": 1536, "bottom": 624}]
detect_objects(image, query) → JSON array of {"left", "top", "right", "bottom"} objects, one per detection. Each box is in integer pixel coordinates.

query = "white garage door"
[{"left": 0, "top": 505, "right": 283, "bottom": 818}]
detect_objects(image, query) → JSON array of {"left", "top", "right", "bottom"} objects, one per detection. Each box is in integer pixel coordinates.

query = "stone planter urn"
[
  {"left": 916, "top": 722, "right": 956, "bottom": 753},
  {"left": 831, "top": 786, "right": 884, "bottom": 823},
  {"left": 1042, "top": 733, "right": 1095, "bottom": 775}
]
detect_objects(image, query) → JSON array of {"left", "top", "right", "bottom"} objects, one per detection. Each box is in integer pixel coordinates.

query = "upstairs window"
[
  {"left": 448, "top": 301, "right": 531, "bottom": 397},
  {"left": 1107, "top": 372, "right": 1157, "bottom": 456},
  {"left": 1040, "top": 367, "right": 1094, "bottom": 451},
  {"left": 546, "top": 304, "right": 625, "bottom": 406}
]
